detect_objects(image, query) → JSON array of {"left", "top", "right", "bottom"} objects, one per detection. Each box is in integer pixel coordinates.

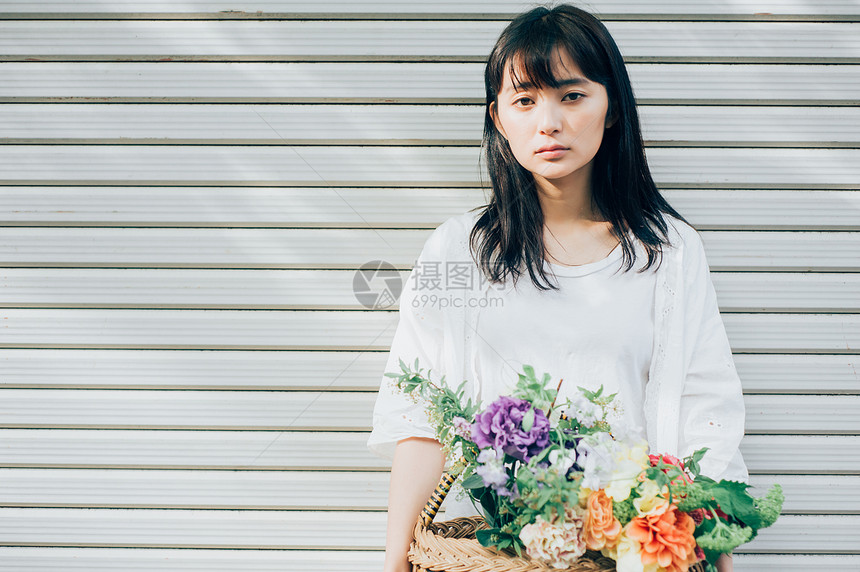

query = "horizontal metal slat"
[
  {"left": 1, "top": 269, "right": 859, "bottom": 312},
  {"left": 3, "top": 105, "right": 858, "bottom": 146},
  {"left": 0, "top": 228, "right": 858, "bottom": 270},
  {"left": 0, "top": 549, "right": 856, "bottom": 572},
  {"left": 2, "top": 188, "right": 860, "bottom": 231},
  {"left": 0, "top": 509, "right": 855, "bottom": 552},
  {"left": 2, "top": 146, "right": 857, "bottom": 188},
  {"left": 744, "top": 395, "right": 860, "bottom": 434},
  {"left": 0, "top": 430, "right": 388, "bottom": 470},
  {"left": 1, "top": 21, "right": 858, "bottom": 62},
  {"left": 0, "top": 548, "right": 387, "bottom": 571},
  {"left": 0, "top": 469, "right": 391, "bottom": 510},
  {"left": 0, "top": 390, "right": 381, "bottom": 430},
  {"left": 668, "top": 190, "right": 860, "bottom": 230},
  {"left": 0, "top": 390, "right": 856, "bottom": 434},
  {"left": 0, "top": 309, "right": 858, "bottom": 352},
  {"left": 722, "top": 314, "right": 860, "bottom": 354},
  {"left": 733, "top": 354, "right": 860, "bottom": 394},
  {"left": 1, "top": 63, "right": 858, "bottom": 105},
  {"left": 0, "top": 146, "right": 847, "bottom": 190},
  {"left": 1, "top": 350, "right": 857, "bottom": 394},
  {"left": 0, "top": 469, "right": 854, "bottom": 514},
  {"left": 0, "top": 349, "right": 387, "bottom": 390},
  {"left": 0, "top": 430, "right": 855, "bottom": 473},
  {"left": 2, "top": 1, "right": 859, "bottom": 17},
  {"left": 0, "top": 309, "right": 400, "bottom": 350}
]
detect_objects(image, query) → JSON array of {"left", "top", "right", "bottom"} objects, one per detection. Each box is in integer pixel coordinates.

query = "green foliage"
[
  {"left": 511, "top": 365, "right": 557, "bottom": 413},
  {"left": 707, "top": 480, "right": 759, "bottom": 528},
  {"left": 521, "top": 407, "right": 535, "bottom": 433},
  {"left": 612, "top": 496, "right": 637, "bottom": 526},
  {"left": 476, "top": 527, "right": 516, "bottom": 552},
  {"left": 577, "top": 384, "right": 617, "bottom": 405},
  {"left": 460, "top": 473, "right": 485, "bottom": 490},
  {"left": 682, "top": 447, "right": 709, "bottom": 480},
  {"left": 675, "top": 481, "right": 710, "bottom": 512},
  {"left": 696, "top": 513, "right": 754, "bottom": 555},
  {"left": 385, "top": 357, "right": 482, "bottom": 462},
  {"left": 754, "top": 484, "right": 784, "bottom": 528}
]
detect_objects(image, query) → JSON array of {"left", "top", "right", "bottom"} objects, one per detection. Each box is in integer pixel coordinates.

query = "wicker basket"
[{"left": 407, "top": 470, "right": 705, "bottom": 572}]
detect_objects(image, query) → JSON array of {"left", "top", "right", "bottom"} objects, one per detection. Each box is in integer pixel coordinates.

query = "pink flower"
[
  {"left": 519, "top": 507, "right": 587, "bottom": 569},
  {"left": 649, "top": 453, "right": 693, "bottom": 485}
]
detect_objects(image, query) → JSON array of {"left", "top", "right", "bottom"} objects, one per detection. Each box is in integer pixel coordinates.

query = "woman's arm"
[
  {"left": 675, "top": 225, "right": 748, "bottom": 482},
  {"left": 716, "top": 552, "right": 733, "bottom": 571},
  {"left": 383, "top": 437, "right": 447, "bottom": 572}
]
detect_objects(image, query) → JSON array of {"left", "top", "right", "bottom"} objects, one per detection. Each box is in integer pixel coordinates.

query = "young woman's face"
[{"left": 490, "top": 49, "right": 613, "bottom": 188}]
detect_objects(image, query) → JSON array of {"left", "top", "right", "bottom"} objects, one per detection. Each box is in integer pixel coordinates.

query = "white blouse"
[
  {"left": 367, "top": 209, "right": 749, "bottom": 484},
  {"left": 472, "top": 237, "right": 656, "bottom": 443}
]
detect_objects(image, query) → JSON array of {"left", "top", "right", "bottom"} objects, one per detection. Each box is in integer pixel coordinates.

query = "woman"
[{"left": 368, "top": 5, "right": 746, "bottom": 572}]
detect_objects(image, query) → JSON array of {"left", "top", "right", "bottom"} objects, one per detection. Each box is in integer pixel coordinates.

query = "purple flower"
[
  {"left": 471, "top": 396, "right": 550, "bottom": 462},
  {"left": 452, "top": 416, "right": 472, "bottom": 439},
  {"left": 476, "top": 448, "right": 507, "bottom": 488}
]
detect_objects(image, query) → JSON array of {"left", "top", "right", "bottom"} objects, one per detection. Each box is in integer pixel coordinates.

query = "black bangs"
[
  {"left": 507, "top": 45, "right": 567, "bottom": 93},
  {"left": 506, "top": 19, "right": 564, "bottom": 92},
  {"left": 488, "top": 7, "right": 608, "bottom": 97}
]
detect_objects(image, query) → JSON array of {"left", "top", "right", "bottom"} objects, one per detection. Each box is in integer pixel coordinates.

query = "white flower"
[
  {"left": 476, "top": 448, "right": 507, "bottom": 488},
  {"left": 548, "top": 448, "right": 577, "bottom": 475},
  {"left": 604, "top": 439, "right": 649, "bottom": 501},
  {"left": 570, "top": 394, "right": 600, "bottom": 427},
  {"left": 575, "top": 432, "right": 617, "bottom": 491}
]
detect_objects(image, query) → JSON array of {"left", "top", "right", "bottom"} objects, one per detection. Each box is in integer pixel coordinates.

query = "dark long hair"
[{"left": 468, "top": 4, "right": 691, "bottom": 291}]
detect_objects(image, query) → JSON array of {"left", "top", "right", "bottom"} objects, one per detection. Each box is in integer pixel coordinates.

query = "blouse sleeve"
[
  {"left": 677, "top": 229, "right": 750, "bottom": 483},
  {"left": 366, "top": 223, "right": 450, "bottom": 461}
]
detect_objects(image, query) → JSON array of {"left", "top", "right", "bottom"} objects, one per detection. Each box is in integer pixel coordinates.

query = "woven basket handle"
[{"left": 419, "top": 469, "right": 461, "bottom": 526}]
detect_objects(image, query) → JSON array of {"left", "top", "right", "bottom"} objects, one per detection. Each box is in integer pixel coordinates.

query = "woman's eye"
[
  {"left": 514, "top": 97, "right": 534, "bottom": 106},
  {"left": 563, "top": 92, "right": 583, "bottom": 101}
]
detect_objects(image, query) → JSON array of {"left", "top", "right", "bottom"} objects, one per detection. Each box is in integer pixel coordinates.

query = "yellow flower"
[
  {"left": 578, "top": 485, "right": 593, "bottom": 506},
  {"left": 601, "top": 532, "right": 660, "bottom": 572},
  {"left": 604, "top": 440, "right": 650, "bottom": 501},
  {"left": 633, "top": 480, "right": 670, "bottom": 517}
]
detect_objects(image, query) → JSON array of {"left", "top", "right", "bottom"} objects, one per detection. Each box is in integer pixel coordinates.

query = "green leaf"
[
  {"left": 475, "top": 528, "right": 500, "bottom": 548},
  {"left": 522, "top": 365, "right": 535, "bottom": 379},
  {"left": 461, "top": 473, "right": 485, "bottom": 490},
  {"left": 521, "top": 407, "right": 535, "bottom": 433},
  {"left": 708, "top": 480, "right": 760, "bottom": 527}
]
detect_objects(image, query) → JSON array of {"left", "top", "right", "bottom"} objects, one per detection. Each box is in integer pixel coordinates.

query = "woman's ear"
[
  {"left": 604, "top": 108, "right": 618, "bottom": 129},
  {"left": 489, "top": 101, "right": 508, "bottom": 140}
]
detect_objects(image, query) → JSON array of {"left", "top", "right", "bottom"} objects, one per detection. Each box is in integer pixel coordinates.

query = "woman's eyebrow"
[{"left": 510, "top": 77, "right": 589, "bottom": 91}]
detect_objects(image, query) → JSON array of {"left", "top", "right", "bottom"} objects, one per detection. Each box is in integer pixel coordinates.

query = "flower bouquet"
[{"left": 386, "top": 359, "right": 783, "bottom": 572}]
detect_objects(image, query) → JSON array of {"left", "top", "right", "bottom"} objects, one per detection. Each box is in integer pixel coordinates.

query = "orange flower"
[
  {"left": 626, "top": 506, "right": 698, "bottom": 572},
  {"left": 582, "top": 489, "right": 622, "bottom": 550}
]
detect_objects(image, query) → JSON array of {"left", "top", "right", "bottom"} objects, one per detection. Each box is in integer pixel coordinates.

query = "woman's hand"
[{"left": 715, "top": 552, "right": 733, "bottom": 572}]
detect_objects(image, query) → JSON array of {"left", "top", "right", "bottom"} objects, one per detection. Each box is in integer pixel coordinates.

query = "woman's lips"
[{"left": 535, "top": 145, "right": 568, "bottom": 159}]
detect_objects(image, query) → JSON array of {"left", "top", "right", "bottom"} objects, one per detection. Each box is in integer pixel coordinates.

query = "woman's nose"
[{"left": 537, "top": 102, "right": 562, "bottom": 135}]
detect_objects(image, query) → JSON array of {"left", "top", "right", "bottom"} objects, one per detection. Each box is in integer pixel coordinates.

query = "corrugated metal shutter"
[{"left": 1, "top": 1, "right": 858, "bottom": 570}]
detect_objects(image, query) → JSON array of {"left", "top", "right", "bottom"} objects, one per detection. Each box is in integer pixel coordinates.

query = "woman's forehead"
[{"left": 503, "top": 48, "right": 589, "bottom": 91}]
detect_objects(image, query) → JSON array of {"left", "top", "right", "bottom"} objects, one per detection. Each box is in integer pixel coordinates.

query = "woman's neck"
[{"left": 533, "top": 162, "right": 604, "bottom": 226}]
